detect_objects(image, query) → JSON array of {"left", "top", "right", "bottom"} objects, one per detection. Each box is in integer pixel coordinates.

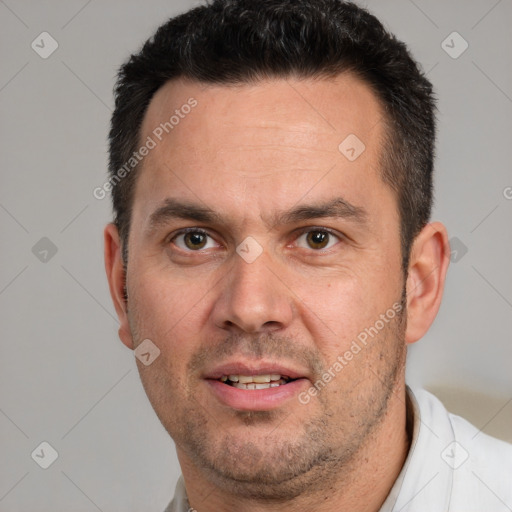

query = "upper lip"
[{"left": 204, "top": 361, "right": 308, "bottom": 381}]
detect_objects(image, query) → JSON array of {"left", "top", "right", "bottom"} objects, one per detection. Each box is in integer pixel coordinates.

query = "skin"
[{"left": 105, "top": 75, "right": 450, "bottom": 512}]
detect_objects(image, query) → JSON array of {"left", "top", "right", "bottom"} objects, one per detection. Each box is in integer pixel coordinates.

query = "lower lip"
[{"left": 206, "top": 379, "right": 308, "bottom": 411}]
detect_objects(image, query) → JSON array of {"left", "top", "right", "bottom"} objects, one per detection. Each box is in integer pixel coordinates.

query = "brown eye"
[
  {"left": 295, "top": 229, "right": 340, "bottom": 251},
  {"left": 173, "top": 230, "right": 216, "bottom": 251},
  {"left": 184, "top": 232, "right": 207, "bottom": 249},
  {"left": 306, "top": 230, "right": 330, "bottom": 249}
]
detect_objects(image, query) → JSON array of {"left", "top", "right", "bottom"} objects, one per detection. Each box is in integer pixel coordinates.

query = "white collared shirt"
[{"left": 164, "top": 387, "right": 512, "bottom": 511}]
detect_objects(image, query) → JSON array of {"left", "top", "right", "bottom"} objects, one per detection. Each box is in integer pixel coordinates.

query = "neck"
[{"left": 178, "top": 384, "right": 411, "bottom": 512}]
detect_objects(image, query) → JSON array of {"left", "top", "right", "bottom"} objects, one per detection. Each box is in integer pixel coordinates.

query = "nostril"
[{"left": 261, "top": 320, "right": 283, "bottom": 331}]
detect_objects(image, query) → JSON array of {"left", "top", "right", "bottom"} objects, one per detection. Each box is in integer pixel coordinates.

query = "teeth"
[
  {"left": 233, "top": 382, "right": 269, "bottom": 390},
  {"left": 232, "top": 381, "right": 285, "bottom": 390},
  {"left": 251, "top": 375, "right": 271, "bottom": 383},
  {"left": 219, "top": 374, "right": 292, "bottom": 388},
  {"left": 226, "top": 374, "right": 281, "bottom": 384},
  {"left": 238, "top": 375, "right": 256, "bottom": 384}
]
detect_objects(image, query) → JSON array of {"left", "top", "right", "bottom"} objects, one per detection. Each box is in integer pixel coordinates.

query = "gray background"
[{"left": 0, "top": 0, "right": 511, "bottom": 510}]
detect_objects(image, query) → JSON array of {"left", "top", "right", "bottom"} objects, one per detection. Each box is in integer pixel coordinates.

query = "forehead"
[
  {"left": 134, "top": 74, "right": 391, "bottom": 226},
  {"left": 142, "top": 74, "right": 383, "bottom": 158}
]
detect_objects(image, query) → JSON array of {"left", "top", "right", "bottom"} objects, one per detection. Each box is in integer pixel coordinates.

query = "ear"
[
  {"left": 104, "top": 223, "right": 134, "bottom": 350},
  {"left": 405, "top": 221, "right": 450, "bottom": 345}
]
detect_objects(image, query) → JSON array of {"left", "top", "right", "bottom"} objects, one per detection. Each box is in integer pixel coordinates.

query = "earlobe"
[
  {"left": 104, "top": 223, "right": 134, "bottom": 350},
  {"left": 405, "top": 222, "right": 450, "bottom": 345}
]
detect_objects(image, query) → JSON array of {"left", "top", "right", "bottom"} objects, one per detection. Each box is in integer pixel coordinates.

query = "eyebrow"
[
  {"left": 146, "top": 196, "right": 368, "bottom": 233},
  {"left": 148, "top": 199, "right": 222, "bottom": 231},
  {"left": 273, "top": 197, "right": 367, "bottom": 227}
]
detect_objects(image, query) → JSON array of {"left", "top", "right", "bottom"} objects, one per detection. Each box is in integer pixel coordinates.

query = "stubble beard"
[{"left": 152, "top": 296, "right": 409, "bottom": 502}]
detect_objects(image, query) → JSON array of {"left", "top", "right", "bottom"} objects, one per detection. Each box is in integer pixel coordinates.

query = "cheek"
[
  {"left": 290, "top": 266, "right": 401, "bottom": 358},
  {"left": 127, "top": 271, "right": 203, "bottom": 416},
  {"left": 125, "top": 279, "right": 206, "bottom": 401},
  {"left": 128, "top": 266, "right": 211, "bottom": 335}
]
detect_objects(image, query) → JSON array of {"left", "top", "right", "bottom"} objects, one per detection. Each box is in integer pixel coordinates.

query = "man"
[{"left": 104, "top": 1, "right": 512, "bottom": 510}]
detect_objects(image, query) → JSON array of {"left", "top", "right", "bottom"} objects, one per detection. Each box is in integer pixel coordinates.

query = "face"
[{"left": 120, "top": 76, "right": 408, "bottom": 498}]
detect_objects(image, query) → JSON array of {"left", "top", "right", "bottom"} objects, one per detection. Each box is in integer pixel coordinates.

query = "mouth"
[
  {"left": 204, "top": 364, "right": 308, "bottom": 411},
  {"left": 218, "top": 374, "right": 294, "bottom": 390}
]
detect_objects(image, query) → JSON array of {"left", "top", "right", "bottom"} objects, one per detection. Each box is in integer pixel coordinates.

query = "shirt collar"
[{"left": 378, "top": 386, "right": 455, "bottom": 511}]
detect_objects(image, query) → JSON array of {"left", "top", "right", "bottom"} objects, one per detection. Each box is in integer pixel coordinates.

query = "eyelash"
[
  {"left": 294, "top": 227, "right": 343, "bottom": 252},
  {"left": 169, "top": 227, "right": 215, "bottom": 248},
  {"left": 168, "top": 226, "right": 343, "bottom": 253}
]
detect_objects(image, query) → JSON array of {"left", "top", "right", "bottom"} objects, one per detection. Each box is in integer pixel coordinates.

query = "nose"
[{"left": 211, "top": 249, "right": 294, "bottom": 334}]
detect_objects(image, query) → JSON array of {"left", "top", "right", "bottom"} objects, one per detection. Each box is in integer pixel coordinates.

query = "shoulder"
[
  {"left": 449, "top": 409, "right": 512, "bottom": 511},
  {"left": 413, "top": 388, "right": 512, "bottom": 512}
]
